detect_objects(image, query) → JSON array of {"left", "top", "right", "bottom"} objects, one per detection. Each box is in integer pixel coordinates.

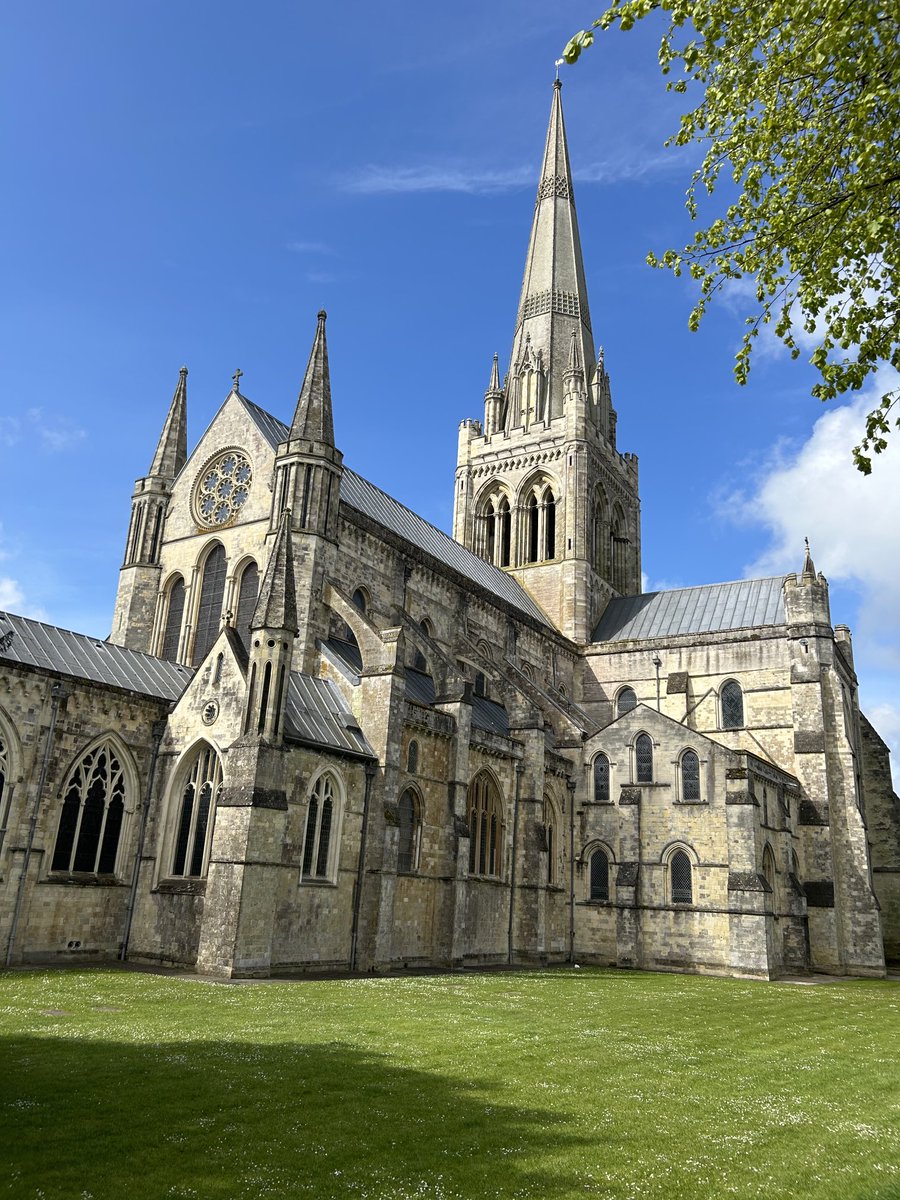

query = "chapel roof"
[
  {"left": 592, "top": 576, "right": 786, "bottom": 643},
  {"left": 238, "top": 395, "right": 552, "bottom": 628},
  {"left": 0, "top": 610, "right": 374, "bottom": 760}
]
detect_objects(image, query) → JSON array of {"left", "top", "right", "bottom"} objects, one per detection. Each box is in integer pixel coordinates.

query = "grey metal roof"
[
  {"left": 284, "top": 673, "right": 375, "bottom": 759},
  {"left": 405, "top": 668, "right": 436, "bottom": 707},
  {"left": 0, "top": 611, "right": 193, "bottom": 701},
  {"left": 240, "top": 394, "right": 551, "bottom": 628},
  {"left": 592, "top": 577, "right": 786, "bottom": 643},
  {"left": 322, "top": 636, "right": 363, "bottom": 674},
  {"left": 472, "top": 695, "right": 509, "bottom": 736}
]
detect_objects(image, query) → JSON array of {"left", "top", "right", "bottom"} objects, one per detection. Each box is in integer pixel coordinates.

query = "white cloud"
[
  {"left": 0, "top": 576, "right": 48, "bottom": 622},
  {"left": 730, "top": 366, "right": 900, "bottom": 645}
]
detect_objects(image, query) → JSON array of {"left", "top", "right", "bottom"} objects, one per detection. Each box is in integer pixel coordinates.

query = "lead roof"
[{"left": 591, "top": 576, "right": 786, "bottom": 643}]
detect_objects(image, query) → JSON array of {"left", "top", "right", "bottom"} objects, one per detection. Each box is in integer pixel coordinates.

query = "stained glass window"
[
  {"left": 593, "top": 754, "right": 610, "bottom": 803},
  {"left": 616, "top": 687, "right": 637, "bottom": 716},
  {"left": 635, "top": 733, "right": 653, "bottom": 783}
]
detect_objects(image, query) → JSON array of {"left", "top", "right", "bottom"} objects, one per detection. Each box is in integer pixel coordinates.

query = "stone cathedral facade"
[{"left": 1, "top": 83, "right": 897, "bottom": 979}]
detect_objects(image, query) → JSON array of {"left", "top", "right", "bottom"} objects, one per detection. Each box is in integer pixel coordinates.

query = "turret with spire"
[
  {"left": 110, "top": 367, "right": 189, "bottom": 651},
  {"left": 453, "top": 81, "right": 641, "bottom": 641},
  {"left": 269, "top": 311, "right": 344, "bottom": 672}
]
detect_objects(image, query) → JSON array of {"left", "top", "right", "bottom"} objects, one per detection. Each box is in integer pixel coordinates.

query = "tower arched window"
[
  {"left": 407, "top": 739, "right": 419, "bottom": 774},
  {"left": 192, "top": 544, "right": 227, "bottom": 666},
  {"left": 51, "top": 739, "right": 128, "bottom": 876},
  {"left": 397, "top": 787, "right": 421, "bottom": 874},
  {"left": 681, "top": 749, "right": 701, "bottom": 801},
  {"left": 616, "top": 687, "right": 637, "bottom": 717},
  {"left": 527, "top": 492, "right": 539, "bottom": 563},
  {"left": 593, "top": 753, "right": 610, "bottom": 803},
  {"left": 467, "top": 771, "right": 504, "bottom": 878},
  {"left": 670, "top": 849, "right": 693, "bottom": 904},
  {"left": 544, "top": 489, "right": 556, "bottom": 560},
  {"left": 721, "top": 680, "right": 744, "bottom": 729},
  {"left": 590, "top": 848, "right": 609, "bottom": 901},
  {"left": 161, "top": 576, "right": 185, "bottom": 662},
  {"left": 235, "top": 560, "right": 259, "bottom": 653},
  {"left": 635, "top": 733, "right": 653, "bottom": 784},
  {"left": 170, "top": 743, "right": 223, "bottom": 878},
  {"left": 302, "top": 772, "right": 341, "bottom": 882},
  {"left": 610, "top": 506, "right": 628, "bottom": 593},
  {"left": 497, "top": 497, "right": 511, "bottom": 567}
]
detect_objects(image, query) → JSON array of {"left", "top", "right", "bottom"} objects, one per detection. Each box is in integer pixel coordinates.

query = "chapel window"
[
  {"left": 590, "top": 849, "right": 609, "bottom": 902},
  {"left": 397, "top": 788, "right": 421, "bottom": 874},
  {"left": 467, "top": 771, "right": 504, "bottom": 878},
  {"left": 593, "top": 753, "right": 610, "bottom": 803},
  {"left": 670, "top": 850, "right": 693, "bottom": 905},
  {"left": 635, "top": 733, "right": 653, "bottom": 784},
  {"left": 51, "top": 739, "right": 127, "bottom": 876},
  {"left": 721, "top": 680, "right": 744, "bottom": 730},
  {"left": 192, "top": 544, "right": 227, "bottom": 666},
  {"left": 302, "top": 773, "right": 340, "bottom": 882},
  {"left": 616, "top": 687, "right": 637, "bottom": 717},
  {"left": 681, "top": 750, "right": 701, "bottom": 801},
  {"left": 171, "top": 743, "right": 223, "bottom": 878}
]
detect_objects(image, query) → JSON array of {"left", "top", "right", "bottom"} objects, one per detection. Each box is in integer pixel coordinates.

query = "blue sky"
[{"left": 2, "top": 2, "right": 898, "bottom": 773}]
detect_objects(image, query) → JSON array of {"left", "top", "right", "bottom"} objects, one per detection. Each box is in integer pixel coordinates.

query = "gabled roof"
[
  {"left": 239, "top": 394, "right": 552, "bottom": 628},
  {"left": 283, "top": 673, "right": 374, "bottom": 759},
  {"left": 592, "top": 577, "right": 786, "bottom": 643},
  {"left": 0, "top": 611, "right": 191, "bottom": 701}
]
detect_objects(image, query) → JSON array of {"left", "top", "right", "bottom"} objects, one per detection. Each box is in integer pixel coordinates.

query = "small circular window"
[{"left": 193, "top": 449, "right": 253, "bottom": 528}]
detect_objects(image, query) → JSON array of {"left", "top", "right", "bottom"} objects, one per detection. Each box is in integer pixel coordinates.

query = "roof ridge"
[{"left": 640, "top": 574, "right": 787, "bottom": 597}]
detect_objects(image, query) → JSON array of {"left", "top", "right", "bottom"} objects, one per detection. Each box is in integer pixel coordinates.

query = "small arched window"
[
  {"left": 52, "top": 739, "right": 127, "bottom": 875},
  {"left": 670, "top": 850, "right": 693, "bottom": 904},
  {"left": 397, "top": 788, "right": 421, "bottom": 874},
  {"left": 762, "top": 845, "right": 777, "bottom": 895},
  {"left": 616, "top": 687, "right": 637, "bottom": 717},
  {"left": 351, "top": 588, "right": 368, "bottom": 615},
  {"left": 302, "top": 773, "right": 340, "bottom": 882},
  {"left": 721, "top": 680, "right": 744, "bottom": 729},
  {"left": 407, "top": 739, "right": 419, "bottom": 774},
  {"left": 681, "top": 750, "right": 700, "bottom": 801},
  {"left": 192, "top": 544, "right": 227, "bottom": 666},
  {"left": 590, "top": 849, "right": 609, "bottom": 901},
  {"left": 235, "top": 560, "right": 259, "bottom": 652},
  {"left": 467, "top": 771, "right": 504, "bottom": 878},
  {"left": 593, "top": 753, "right": 610, "bottom": 803},
  {"left": 161, "top": 576, "right": 185, "bottom": 662},
  {"left": 474, "top": 671, "right": 486, "bottom": 698},
  {"left": 171, "top": 743, "right": 223, "bottom": 878},
  {"left": 635, "top": 733, "right": 653, "bottom": 783}
]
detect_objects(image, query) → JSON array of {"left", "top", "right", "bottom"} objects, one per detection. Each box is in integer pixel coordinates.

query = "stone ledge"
[{"left": 155, "top": 879, "right": 206, "bottom": 896}]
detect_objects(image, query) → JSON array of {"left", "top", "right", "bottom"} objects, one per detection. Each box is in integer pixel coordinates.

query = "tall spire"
[
  {"left": 802, "top": 537, "right": 816, "bottom": 578},
  {"left": 253, "top": 509, "right": 299, "bottom": 635},
  {"left": 505, "top": 80, "right": 596, "bottom": 424},
  {"left": 148, "top": 367, "right": 188, "bottom": 479},
  {"left": 289, "top": 310, "right": 334, "bottom": 446}
]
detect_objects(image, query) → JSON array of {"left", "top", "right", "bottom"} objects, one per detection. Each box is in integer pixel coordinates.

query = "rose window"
[{"left": 194, "top": 451, "right": 253, "bottom": 528}]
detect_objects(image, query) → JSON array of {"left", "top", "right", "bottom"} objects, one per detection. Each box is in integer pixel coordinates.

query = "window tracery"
[
  {"left": 171, "top": 744, "right": 222, "bottom": 878},
  {"left": 302, "top": 772, "right": 341, "bottom": 882},
  {"left": 467, "top": 772, "right": 504, "bottom": 878},
  {"left": 52, "top": 739, "right": 127, "bottom": 876},
  {"left": 193, "top": 449, "right": 253, "bottom": 529}
]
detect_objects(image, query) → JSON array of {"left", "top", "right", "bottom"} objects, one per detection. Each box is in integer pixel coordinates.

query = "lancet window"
[
  {"left": 397, "top": 787, "right": 421, "bottom": 874},
  {"left": 52, "top": 739, "right": 127, "bottom": 876},
  {"left": 609, "top": 505, "right": 629, "bottom": 593},
  {"left": 476, "top": 490, "right": 512, "bottom": 568},
  {"left": 670, "top": 849, "right": 693, "bottom": 905},
  {"left": 192, "top": 544, "right": 227, "bottom": 666},
  {"left": 302, "top": 772, "right": 341, "bottom": 882},
  {"left": 590, "top": 848, "right": 609, "bottom": 901},
  {"left": 721, "top": 680, "right": 744, "bottom": 730},
  {"left": 171, "top": 743, "right": 223, "bottom": 878},
  {"left": 467, "top": 771, "right": 504, "bottom": 878},
  {"left": 161, "top": 576, "right": 185, "bottom": 662},
  {"left": 235, "top": 560, "right": 259, "bottom": 653},
  {"left": 522, "top": 480, "right": 557, "bottom": 564}
]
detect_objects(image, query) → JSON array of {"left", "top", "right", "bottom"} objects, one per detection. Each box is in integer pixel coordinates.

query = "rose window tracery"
[{"left": 193, "top": 450, "right": 253, "bottom": 528}]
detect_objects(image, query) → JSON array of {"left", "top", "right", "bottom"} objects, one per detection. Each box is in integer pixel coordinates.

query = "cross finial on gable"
[{"left": 232, "top": 368, "right": 243, "bottom": 393}]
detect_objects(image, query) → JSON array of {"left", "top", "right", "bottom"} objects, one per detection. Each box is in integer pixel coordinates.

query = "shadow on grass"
[{"left": 2, "top": 1033, "right": 587, "bottom": 1199}]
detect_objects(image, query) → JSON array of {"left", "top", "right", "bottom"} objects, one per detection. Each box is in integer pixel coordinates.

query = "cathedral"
[{"left": 1, "top": 82, "right": 897, "bottom": 979}]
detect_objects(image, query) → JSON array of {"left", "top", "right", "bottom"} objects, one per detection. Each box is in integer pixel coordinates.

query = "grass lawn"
[{"left": 0, "top": 967, "right": 897, "bottom": 1200}]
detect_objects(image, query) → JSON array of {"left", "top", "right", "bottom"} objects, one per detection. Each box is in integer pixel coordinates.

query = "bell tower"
[{"left": 452, "top": 81, "right": 640, "bottom": 642}]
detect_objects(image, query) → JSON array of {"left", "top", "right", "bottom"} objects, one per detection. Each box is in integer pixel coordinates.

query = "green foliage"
[
  {"left": 564, "top": 2, "right": 900, "bottom": 471},
  {"left": 2, "top": 968, "right": 899, "bottom": 1198}
]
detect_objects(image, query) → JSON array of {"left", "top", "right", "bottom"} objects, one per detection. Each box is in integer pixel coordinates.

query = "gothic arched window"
[
  {"left": 351, "top": 588, "right": 368, "bottom": 615},
  {"left": 544, "top": 489, "right": 556, "bottom": 560},
  {"left": 161, "top": 576, "right": 185, "bottom": 662},
  {"left": 407, "top": 739, "right": 419, "bottom": 774},
  {"left": 467, "top": 772, "right": 504, "bottom": 878},
  {"left": 610, "top": 506, "right": 628, "bottom": 593},
  {"left": 616, "top": 687, "right": 637, "bottom": 717},
  {"left": 670, "top": 849, "right": 693, "bottom": 904},
  {"left": 721, "top": 680, "right": 744, "bottom": 729},
  {"left": 52, "top": 739, "right": 127, "bottom": 876},
  {"left": 397, "top": 787, "right": 421, "bottom": 874},
  {"left": 635, "top": 733, "right": 653, "bottom": 784},
  {"left": 542, "top": 796, "right": 558, "bottom": 886},
  {"left": 0, "top": 731, "right": 9, "bottom": 815},
  {"left": 590, "top": 848, "right": 609, "bottom": 901},
  {"left": 527, "top": 492, "right": 539, "bottom": 563},
  {"left": 235, "top": 560, "right": 259, "bottom": 652},
  {"left": 192, "top": 544, "right": 227, "bottom": 666},
  {"left": 593, "top": 753, "right": 610, "bottom": 803},
  {"left": 681, "top": 749, "right": 701, "bottom": 801},
  {"left": 302, "top": 772, "right": 341, "bottom": 882},
  {"left": 497, "top": 497, "right": 511, "bottom": 567},
  {"left": 171, "top": 743, "right": 223, "bottom": 878}
]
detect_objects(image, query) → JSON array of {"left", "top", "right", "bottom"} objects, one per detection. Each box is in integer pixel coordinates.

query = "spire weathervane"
[
  {"left": 232, "top": 368, "right": 243, "bottom": 393},
  {"left": 554, "top": 58, "right": 564, "bottom": 82}
]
